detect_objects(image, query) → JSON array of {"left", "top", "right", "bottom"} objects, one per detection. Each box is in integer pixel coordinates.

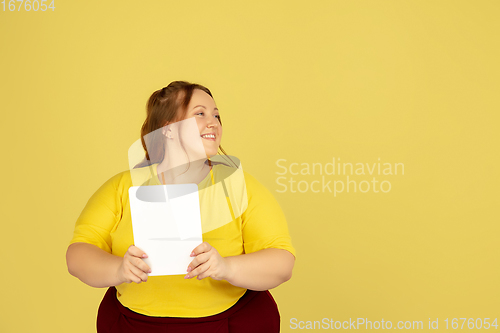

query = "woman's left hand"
[{"left": 185, "top": 242, "right": 232, "bottom": 281}]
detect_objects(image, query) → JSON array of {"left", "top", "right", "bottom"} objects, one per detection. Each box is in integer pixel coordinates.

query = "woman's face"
[{"left": 184, "top": 89, "right": 222, "bottom": 158}]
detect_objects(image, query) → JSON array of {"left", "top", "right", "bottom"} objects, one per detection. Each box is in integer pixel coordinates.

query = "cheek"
[{"left": 195, "top": 119, "right": 205, "bottom": 133}]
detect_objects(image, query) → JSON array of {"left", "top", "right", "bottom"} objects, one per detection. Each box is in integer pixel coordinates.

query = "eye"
[{"left": 195, "top": 111, "right": 220, "bottom": 120}]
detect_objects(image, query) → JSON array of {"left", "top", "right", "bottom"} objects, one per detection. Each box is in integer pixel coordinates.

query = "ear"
[{"left": 161, "top": 122, "right": 170, "bottom": 136}]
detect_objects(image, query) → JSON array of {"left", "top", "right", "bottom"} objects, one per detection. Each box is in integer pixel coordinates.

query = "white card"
[{"left": 128, "top": 184, "right": 203, "bottom": 276}]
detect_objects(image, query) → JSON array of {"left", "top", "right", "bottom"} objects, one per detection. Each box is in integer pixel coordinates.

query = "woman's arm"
[
  {"left": 66, "top": 242, "right": 123, "bottom": 288},
  {"left": 186, "top": 242, "right": 295, "bottom": 291},
  {"left": 224, "top": 248, "right": 295, "bottom": 291},
  {"left": 66, "top": 242, "right": 151, "bottom": 288}
]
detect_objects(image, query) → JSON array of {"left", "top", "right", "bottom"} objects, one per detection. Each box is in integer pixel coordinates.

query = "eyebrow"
[{"left": 192, "top": 105, "right": 219, "bottom": 111}]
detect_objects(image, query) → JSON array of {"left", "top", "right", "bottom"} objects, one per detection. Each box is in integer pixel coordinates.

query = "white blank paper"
[{"left": 128, "top": 184, "right": 203, "bottom": 276}]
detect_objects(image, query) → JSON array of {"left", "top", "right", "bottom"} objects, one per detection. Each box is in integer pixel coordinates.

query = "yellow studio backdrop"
[{"left": 1, "top": 1, "right": 498, "bottom": 332}]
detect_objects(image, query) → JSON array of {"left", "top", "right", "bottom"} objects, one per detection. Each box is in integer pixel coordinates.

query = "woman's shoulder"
[
  {"left": 96, "top": 164, "right": 157, "bottom": 193},
  {"left": 210, "top": 155, "right": 253, "bottom": 180},
  {"left": 210, "top": 156, "right": 252, "bottom": 186},
  {"left": 210, "top": 156, "right": 271, "bottom": 200}
]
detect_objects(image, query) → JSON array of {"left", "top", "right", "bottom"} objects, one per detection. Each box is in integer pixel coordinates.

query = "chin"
[{"left": 205, "top": 150, "right": 218, "bottom": 158}]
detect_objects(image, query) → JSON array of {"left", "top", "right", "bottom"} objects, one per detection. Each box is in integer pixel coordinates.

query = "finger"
[
  {"left": 128, "top": 245, "right": 148, "bottom": 258},
  {"left": 196, "top": 267, "right": 210, "bottom": 280},
  {"left": 197, "top": 261, "right": 214, "bottom": 280},
  {"left": 123, "top": 265, "right": 142, "bottom": 284},
  {"left": 186, "top": 261, "right": 210, "bottom": 280},
  {"left": 128, "top": 263, "right": 149, "bottom": 283},
  {"left": 128, "top": 255, "right": 152, "bottom": 274},
  {"left": 191, "top": 242, "right": 211, "bottom": 257},
  {"left": 187, "top": 252, "right": 210, "bottom": 272}
]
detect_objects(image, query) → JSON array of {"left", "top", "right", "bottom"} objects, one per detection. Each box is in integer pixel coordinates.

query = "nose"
[{"left": 206, "top": 115, "right": 219, "bottom": 128}]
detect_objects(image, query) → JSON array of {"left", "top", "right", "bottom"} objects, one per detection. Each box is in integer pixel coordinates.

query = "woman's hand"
[
  {"left": 185, "top": 242, "right": 232, "bottom": 281},
  {"left": 117, "top": 245, "right": 151, "bottom": 284}
]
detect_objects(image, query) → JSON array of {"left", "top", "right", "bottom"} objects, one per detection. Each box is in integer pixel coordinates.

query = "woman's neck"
[{"left": 156, "top": 157, "right": 211, "bottom": 185}]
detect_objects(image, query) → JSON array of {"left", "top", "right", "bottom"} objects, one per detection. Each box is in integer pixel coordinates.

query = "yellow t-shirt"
[{"left": 69, "top": 162, "right": 296, "bottom": 317}]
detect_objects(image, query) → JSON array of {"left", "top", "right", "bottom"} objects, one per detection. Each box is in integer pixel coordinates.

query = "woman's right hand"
[{"left": 117, "top": 245, "right": 151, "bottom": 284}]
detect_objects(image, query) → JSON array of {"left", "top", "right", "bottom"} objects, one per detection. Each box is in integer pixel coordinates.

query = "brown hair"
[{"left": 134, "top": 81, "right": 231, "bottom": 169}]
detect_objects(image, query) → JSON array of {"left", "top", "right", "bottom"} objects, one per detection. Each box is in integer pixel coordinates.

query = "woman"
[{"left": 66, "top": 81, "right": 296, "bottom": 333}]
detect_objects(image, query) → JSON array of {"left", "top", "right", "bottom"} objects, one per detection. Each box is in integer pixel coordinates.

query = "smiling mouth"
[{"left": 201, "top": 134, "right": 216, "bottom": 141}]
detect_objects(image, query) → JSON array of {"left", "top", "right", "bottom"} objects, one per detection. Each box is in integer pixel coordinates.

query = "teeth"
[{"left": 202, "top": 134, "right": 215, "bottom": 139}]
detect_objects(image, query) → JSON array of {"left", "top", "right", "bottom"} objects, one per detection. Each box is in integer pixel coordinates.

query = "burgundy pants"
[{"left": 96, "top": 287, "right": 280, "bottom": 333}]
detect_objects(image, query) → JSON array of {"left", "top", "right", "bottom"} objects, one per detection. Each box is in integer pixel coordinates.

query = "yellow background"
[{"left": 1, "top": 1, "right": 499, "bottom": 332}]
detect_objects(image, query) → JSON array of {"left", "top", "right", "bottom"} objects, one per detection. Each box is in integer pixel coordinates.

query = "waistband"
[{"left": 109, "top": 286, "right": 261, "bottom": 323}]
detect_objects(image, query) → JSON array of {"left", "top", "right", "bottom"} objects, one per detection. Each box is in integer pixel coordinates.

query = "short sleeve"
[
  {"left": 69, "top": 172, "right": 125, "bottom": 253},
  {"left": 241, "top": 171, "right": 296, "bottom": 258}
]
